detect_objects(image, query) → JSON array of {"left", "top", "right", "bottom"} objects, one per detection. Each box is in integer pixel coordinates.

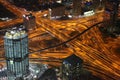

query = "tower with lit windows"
[{"left": 4, "top": 27, "right": 29, "bottom": 80}]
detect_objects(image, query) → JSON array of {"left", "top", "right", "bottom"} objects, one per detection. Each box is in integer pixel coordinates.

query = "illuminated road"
[
  {"left": 35, "top": 11, "right": 120, "bottom": 80},
  {"left": 0, "top": 0, "right": 120, "bottom": 80},
  {"left": 0, "top": 0, "right": 28, "bottom": 28}
]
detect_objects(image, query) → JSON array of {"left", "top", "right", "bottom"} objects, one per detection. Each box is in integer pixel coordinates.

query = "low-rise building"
[{"left": 62, "top": 54, "right": 83, "bottom": 80}]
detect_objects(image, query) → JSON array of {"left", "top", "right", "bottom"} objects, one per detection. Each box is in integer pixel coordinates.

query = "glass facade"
[{"left": 4, "top": 29, "right": 29, "bottom": 80}]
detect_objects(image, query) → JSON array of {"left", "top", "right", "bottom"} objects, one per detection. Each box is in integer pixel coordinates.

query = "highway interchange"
[{"left": 0, "top": 0, "right": 120, "bottom": 80}]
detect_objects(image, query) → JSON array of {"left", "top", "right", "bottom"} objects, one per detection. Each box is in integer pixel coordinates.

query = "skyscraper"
[{"left": 4, "top": 27, "right": 29, "bottom": 80}]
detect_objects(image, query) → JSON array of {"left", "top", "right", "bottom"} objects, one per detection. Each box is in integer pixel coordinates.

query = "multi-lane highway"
[
  {"left": 35, "top": 11, "right": 120, "bottom": 80},
  {"left": 0, "top": 0, "right": 120, "bottom": 80}
]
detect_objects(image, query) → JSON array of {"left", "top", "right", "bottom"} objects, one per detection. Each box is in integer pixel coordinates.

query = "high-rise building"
[
  {"left": 23, "top": 13, "right": 36, "bottom": 30},
  {"left": 4, "top": 27, "right": 29, "bottom": 80}
]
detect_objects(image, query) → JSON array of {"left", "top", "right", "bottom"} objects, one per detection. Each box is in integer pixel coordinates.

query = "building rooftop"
[
  {"left": 4, "top": 27, "right": 27, "bottom": 39},
  {"left": 63, "top": 54, "right": 83, "bottom": 66}
]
